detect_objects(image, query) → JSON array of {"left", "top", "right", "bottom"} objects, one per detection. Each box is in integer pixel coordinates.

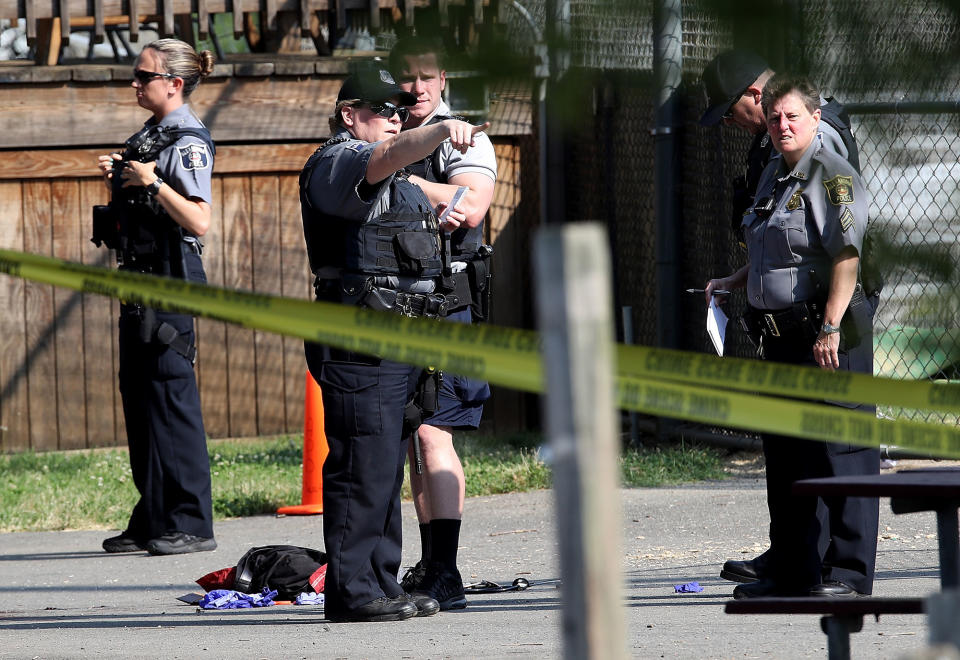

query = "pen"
[{"left": 686, "top": 288, "right": 731, "bottom": 295}]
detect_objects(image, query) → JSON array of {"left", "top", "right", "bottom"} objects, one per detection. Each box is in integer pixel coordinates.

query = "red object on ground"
[
  {"left": 196, "top": 566, "right": 237, "bottom": 592},
  {"left": 309, "top": 564, "right": 326, "bottom": 593}
]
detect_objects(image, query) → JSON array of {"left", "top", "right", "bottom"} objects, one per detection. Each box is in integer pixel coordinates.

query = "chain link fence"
[{"left": 510, "top": 0, "right": 960, "bottom": 433}]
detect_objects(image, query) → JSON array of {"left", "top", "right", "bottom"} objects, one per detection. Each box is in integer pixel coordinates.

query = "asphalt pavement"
[{"left": 0, "top": 460, "right": 951, "bottom": 659}]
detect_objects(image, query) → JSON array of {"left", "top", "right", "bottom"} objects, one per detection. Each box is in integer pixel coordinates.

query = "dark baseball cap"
[
  {"left": 699, "top": 50, "right": 769, "bottom": 126},
  {"left": 337, "top": 66, "right": 416, "bottom": 106}
]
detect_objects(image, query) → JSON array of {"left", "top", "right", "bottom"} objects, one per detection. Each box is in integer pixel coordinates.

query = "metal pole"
[
  {"left": 622, "top": 306, "right": 640, "bottom": 448},
  {"left": 541, "top": 0, "right": 570, "bottom": 226},
  {"left": 653, "top": 0, "right": 682, "bottom": 441},
  {"left": 653, "top": 0, "right": 682, "bottom": 349}
]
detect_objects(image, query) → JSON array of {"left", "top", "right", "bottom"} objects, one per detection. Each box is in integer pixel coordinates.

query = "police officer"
[
  {"left": 706, "top": 74, "right": 879, "bottom": 599},
  {"left": 700, "top": 51, "right": 866, "bottom": 584},
  {"left": 388, "top": 36, "right": 498, "bottom": 611},
  {"left": 299, "top": 65, "right": 488, "bottom": 622},
  {"left": 700, "top": 50, "right": 860, "bottom": 238},
  {"left": 95, "top": 39, "right": 217, "bottom": 555}
]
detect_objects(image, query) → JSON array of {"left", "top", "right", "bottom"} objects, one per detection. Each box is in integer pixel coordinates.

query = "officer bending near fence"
[
  {"left": 388, "top": 36, "right": 498, "bottom": 611},
  {"left": 299, "top": 65, "right": 489, "bottom": 623},
  {"left": 705, "top": 74, "right": 879, "bottom": 599},
  {"left": 700, "top": 50, "right": 873, "bottom": 586},
  {"left": 93, "top": 39, "right": 217, "bottom": 556}
]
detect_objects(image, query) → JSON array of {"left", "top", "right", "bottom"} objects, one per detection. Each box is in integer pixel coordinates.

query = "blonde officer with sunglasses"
[
  {"left": 299, "top": 65, "right": 488, "bottom": 623},
  {"left": 95, "top": 39, "right": 217, "bottom": 557}
]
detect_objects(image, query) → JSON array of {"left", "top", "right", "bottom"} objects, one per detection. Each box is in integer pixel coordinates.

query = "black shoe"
[
  {"left": 732, "top": 579, "right": 781, "bottom": 600},
  {"left": 145, "top": 532, "right": 217, "bottom": 556},
  {"left": 102, "top": 534, "right": 146, "bottom": 553},
  {"left": 809, "top": 581, "right": 859, "bottom": 597},
  {"left": 404, "top": 593, "right": 440, "bottom": 617},
  {"left": 401, "top": 560, "right": 427, "bottom": 592},
  {"left": 412, "top": 562, "right": 467, "bottom": 611},
  {"left": 720, "top": 550, "right": 770, "bottom": 583},
  {"left": 721, "top": 559, "right": 761, "bottom": 583},
  {"left": 327, "top": 596, "right": 418, "bottom": 622}
]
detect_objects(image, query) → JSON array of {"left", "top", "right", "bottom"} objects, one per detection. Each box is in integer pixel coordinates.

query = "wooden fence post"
[{"left": 534, "top": 222, "right": 626, "bottom": 660}]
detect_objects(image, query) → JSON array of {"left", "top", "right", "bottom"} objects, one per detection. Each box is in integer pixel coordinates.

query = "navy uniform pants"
[
  {"left": 305, "top": 343, "right": 418, "bottom": 614},
  {"left": 118, "top": 306, "right": 214, "bottom": 541},
  {"left": 759, "top": 293, "right": 879, "bottom": 594}
]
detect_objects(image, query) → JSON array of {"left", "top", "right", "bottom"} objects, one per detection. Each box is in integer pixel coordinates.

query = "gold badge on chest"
[{"left": 786, "top": 189, "right": 804, "bottom": 211}]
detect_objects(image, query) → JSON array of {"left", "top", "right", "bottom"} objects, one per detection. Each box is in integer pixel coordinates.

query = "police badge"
[
  {"left": 823, "top": 174, "right": 854, "bottom": 205},
  {"left": 786, "top": 189, "right": 804, "bottom": 211},
  {"left": 178, "top": 143, "right": 210, "bottom": 171}
]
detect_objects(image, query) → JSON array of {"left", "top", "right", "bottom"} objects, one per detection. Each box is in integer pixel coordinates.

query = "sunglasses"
[
  {"left": 367, "top": 102, "right": 410, "bottom": 123},
  {"left": 133, "top": 69, "right": 178, "bottom": 84}
]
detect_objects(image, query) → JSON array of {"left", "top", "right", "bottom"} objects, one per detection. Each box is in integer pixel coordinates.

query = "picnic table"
[{"left": 793, "top": 466, "right": 960, "bottom": 589}]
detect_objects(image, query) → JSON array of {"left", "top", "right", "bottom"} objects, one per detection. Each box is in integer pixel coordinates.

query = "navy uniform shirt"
[
  {"left": 149, "top": 104, "right": 213, "bottom": 204},
  {"left": 742, "top": 134, "right": 870, "bottom": 310},
  {"left": 301, "top": 129, "right": 393, "bottom": 223}
]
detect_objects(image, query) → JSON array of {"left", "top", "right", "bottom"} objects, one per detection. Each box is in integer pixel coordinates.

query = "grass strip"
[{"left": 0, "top": 433, "right": 728, "bottom": 533}]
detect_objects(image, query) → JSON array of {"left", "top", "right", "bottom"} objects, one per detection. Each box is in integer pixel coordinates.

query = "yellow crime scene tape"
[{"left": 2, "top": 247, "right": 959, "bottom": 459}]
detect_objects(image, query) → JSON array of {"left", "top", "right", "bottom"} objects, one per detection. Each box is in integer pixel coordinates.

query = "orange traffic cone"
[{"left": 277, "top": 371, "right": 328, "bottom": 515}]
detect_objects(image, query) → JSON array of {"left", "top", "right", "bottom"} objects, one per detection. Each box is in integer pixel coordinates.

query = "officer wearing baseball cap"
[
  {"left": 336, "top": 63, "right": 417, "bottom": 106},
  {"left": 299, "top": 62, "right": 489, "bottom": 623}
]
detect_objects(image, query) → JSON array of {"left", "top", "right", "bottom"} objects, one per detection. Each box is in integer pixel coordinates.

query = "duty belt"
[
  {"left": 364, "top": 285, "right": 459, "bottom": 318},
  {"left": 746, "top": 302, "right": 822, "bottom": 341}
]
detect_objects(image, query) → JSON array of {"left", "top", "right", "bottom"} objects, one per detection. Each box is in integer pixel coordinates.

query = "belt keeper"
[{"left": 763, "top": 314, "right": 780, "bottom": 337}]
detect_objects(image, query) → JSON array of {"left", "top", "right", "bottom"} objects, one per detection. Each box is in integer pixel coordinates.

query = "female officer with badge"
[
  {"left": 95, "top": 39, "right": 217, "bottom": 556},
  {"left": 705, "top": 74, "right": 879, "bottom": 600},
  {"left": 299, "top": 65, "right": 488, "bottom": 622}
]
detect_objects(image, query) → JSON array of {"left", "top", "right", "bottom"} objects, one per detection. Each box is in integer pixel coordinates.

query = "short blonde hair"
[{"left": 329, "top": 98, "right": 362, "bottom": 134}]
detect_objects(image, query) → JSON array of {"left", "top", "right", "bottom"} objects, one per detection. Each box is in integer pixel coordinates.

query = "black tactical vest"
[
  {"left": 300, "top": 139, "right": 443, "bottom": 281},
  {"left": 404, "top": 114, "right": 484, "bottom": 261},
  {"left": 111, "top": 124, "right": 214, "bottom": 279}
]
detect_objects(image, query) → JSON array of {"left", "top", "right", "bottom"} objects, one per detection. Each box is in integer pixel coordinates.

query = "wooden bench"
[{"left": 725, "top": 597, "right": 925, "bottom": 660}]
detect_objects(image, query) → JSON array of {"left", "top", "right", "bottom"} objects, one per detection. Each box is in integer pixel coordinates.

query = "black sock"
[
  {"left": 429, "top": 518, "right": 462, "bottom": 570},
  {"left": 419, "top": 523, "right": 432, "bottom": 563}
]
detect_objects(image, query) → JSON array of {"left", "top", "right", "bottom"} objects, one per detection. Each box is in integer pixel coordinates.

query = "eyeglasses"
[
  {"left": 133, "top": 69, "right": 178, "bottom": 84},
  {"left": 367, "top": 102, "right": 410, "bottom": 123}
]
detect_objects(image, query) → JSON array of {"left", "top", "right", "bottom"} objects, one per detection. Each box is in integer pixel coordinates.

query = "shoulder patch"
[
  {"left": 178, "top": 143, "right": 210, "bottom": 171},
  {"left": 786, "top": 189, "right": 804, "bottom": 211},
  {"left": 839, "top": 207, "right": 855, "bottom": 232},
  {"left": 345, "top": 142, "right": 364, "bottom": 152},
  {"left": 823, "top": 174, "right": 854, "bottom": 205}
]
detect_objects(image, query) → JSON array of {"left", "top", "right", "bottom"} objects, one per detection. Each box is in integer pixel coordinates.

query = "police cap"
[
  {"left": 699, "top": 50, "right": 769, "bottom": 127},
  {"left": 337, "top": 66, "right": 417, "bottom": 106}
]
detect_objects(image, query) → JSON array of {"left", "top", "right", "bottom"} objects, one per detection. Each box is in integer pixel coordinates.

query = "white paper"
[
  {"left": 707, "top": 297, "right": 728, "bottom": 356},
  {"left": 438, "top": 186, "right": 468, "bottom": 224}
]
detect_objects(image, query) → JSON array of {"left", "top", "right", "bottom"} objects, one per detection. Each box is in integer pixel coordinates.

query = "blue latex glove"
[
  {"left": 295, "top": 592, "right": 325, "bottom": 605},
  {"left": 199, "top": 587, "right": 278, "bottom": 609},
  {"left": 673, "top": 581, "right": 704, "bottom": 593}
]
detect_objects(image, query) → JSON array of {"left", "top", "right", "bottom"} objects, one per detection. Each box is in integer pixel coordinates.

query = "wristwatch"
[
  {"left": 821, "top": 322, "right": 841, "bottom": 335},
  {"left": 145, "top": 177, "right": 164, "bottom": 196}
]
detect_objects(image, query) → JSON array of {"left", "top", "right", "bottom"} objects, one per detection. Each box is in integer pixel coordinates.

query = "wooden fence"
[
  {"left": 0, "top": 63, "right": 537, "bottom": 453},
  {"left": 0, "top": 0, "right": 501, "bottom": 64}
]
